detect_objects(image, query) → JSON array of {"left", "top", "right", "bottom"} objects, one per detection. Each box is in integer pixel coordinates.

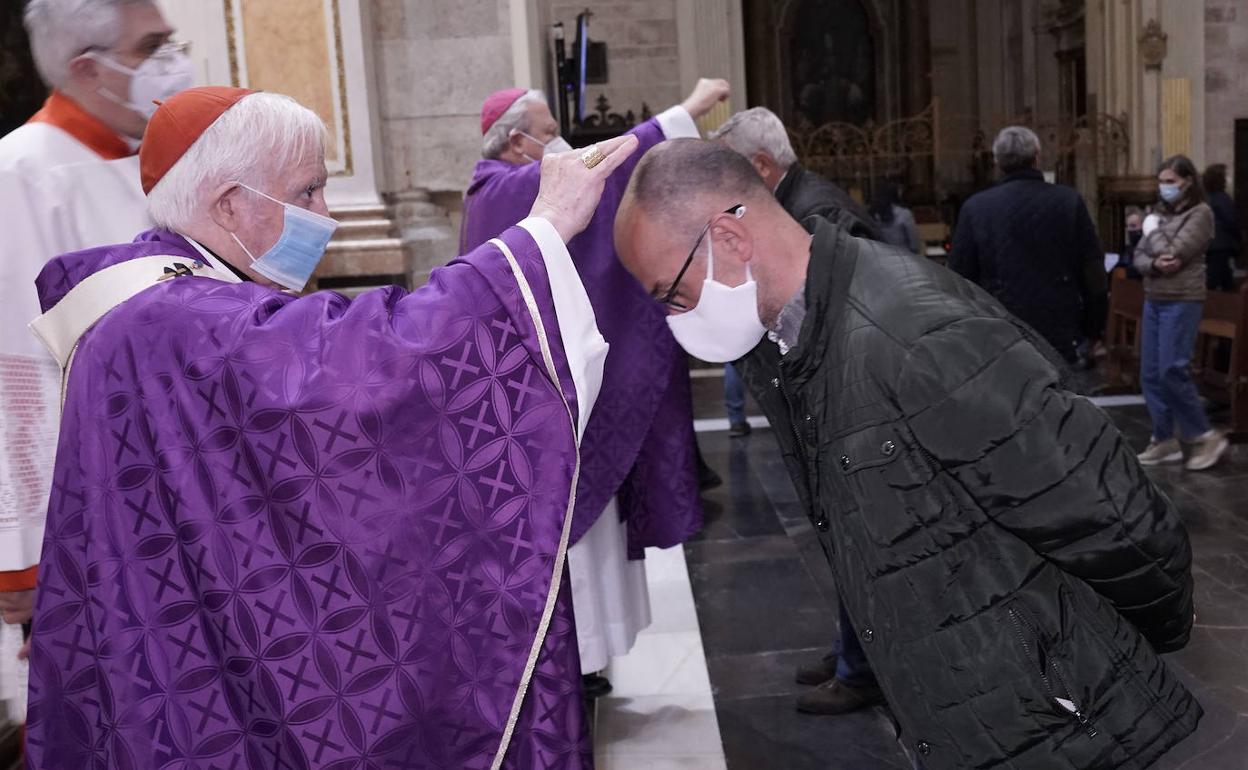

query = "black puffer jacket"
[
  {"left": 739, "top": 219, "right": 1200, "bottom": 769},
  {"left": 775, "top": 163, "right": 882, "bottom": 241},
  {"left": 949, "top": 169, "right": 1107, "bottom": 362}
]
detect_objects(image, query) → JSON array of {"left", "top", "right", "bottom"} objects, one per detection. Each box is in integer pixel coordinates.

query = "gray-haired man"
[
  {"left": 949, "top": 126, "right": 1107, "bottom": 368},
  {"left": 711, "top": 106, "right": 886, "bottom": 715}
]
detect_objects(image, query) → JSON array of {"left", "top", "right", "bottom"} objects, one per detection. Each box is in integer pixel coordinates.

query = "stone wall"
[
  {"left": 1205, "top": 0, "right": 1248, "bottom": 185},
  {"left": 539, "top": 0, "right": 684, "bottom": 120},
  {"left": 370, "top": 0, "right": 522, "bottom": 281},
  {"left": 372, "top": 0, "right": 515, "bottom": 195}
]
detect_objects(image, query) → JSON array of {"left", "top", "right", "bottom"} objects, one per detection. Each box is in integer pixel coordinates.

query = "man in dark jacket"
[
  {"left": 710, "top": 107, "right": 880, "bottom": 241},
  {"left": 950, "top": 126, "right": 1107, "bottom": 365},
  {"left": 712, "top": 106, "right": 885, "bottom": 716},
  {"left": 616, "top": 139, "right": 1200, "bottom": 770}
]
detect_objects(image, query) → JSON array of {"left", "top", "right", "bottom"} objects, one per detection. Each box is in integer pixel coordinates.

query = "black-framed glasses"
[{"left": 659, "top": 203, "right": 745, "bottom": 310}]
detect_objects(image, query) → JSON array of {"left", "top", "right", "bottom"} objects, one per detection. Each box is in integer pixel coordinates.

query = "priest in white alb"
[{"left": 0, "top": 0, "right": 191, "bottom": 706}]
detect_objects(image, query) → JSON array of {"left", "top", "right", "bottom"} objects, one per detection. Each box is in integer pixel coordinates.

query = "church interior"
[{"left": 1, "top": 1, "right": 1247, "bottom": 768}]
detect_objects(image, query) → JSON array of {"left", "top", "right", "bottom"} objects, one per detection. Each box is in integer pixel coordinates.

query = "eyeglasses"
[
  {"left": 659, "top": 203, "right": 745, "bottom": 310},
  {"left": 82, "top": 39, "right": 190, "bottom": 59}
]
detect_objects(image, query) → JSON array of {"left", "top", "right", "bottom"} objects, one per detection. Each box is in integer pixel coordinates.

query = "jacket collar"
[
  {"left": 27, "top": 90, "right": 134, "bottom": 160},
  {"left": 1159, "top": 195, "right": 1199, "bottom": 216},
  {"left": 999, "top": 167, "right": 1045, "bottom": 185},
  {"left": 773, "top": 163, "right": 804, "bottom": 207},
  {"left": 784, "top": 218, "right": 856, "bottom": 387}
]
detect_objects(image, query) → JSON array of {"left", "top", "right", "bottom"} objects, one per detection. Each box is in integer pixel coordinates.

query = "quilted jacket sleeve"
[{"left": 898, "top": 316, "right": 1195, "bottom": 652}]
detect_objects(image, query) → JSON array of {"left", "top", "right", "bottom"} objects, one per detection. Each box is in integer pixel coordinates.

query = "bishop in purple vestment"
[
  {"left": 462, "top": 83, "right": 731, "bottom": 557},
  {"left": 461, "top": 81, "right": 729, "bottom": 676},
  {"left": 25, "top": 87, "right": 639, "bottom": 770}
]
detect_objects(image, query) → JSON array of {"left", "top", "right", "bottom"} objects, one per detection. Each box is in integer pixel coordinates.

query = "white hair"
[
  {"left": 992, "top": 126, "right": 1041, "bottom": 172},
  {"left": 482, "top": 89, "right": 545, "bottom": 159},
  {"left": 24, "top": 0, "right": 151, "bottom": 88},
  {"left": 147, "top": 92, "right": 327, "bottom": 231},
  {"left": 708, "top": 107, "right": 798, "bottom": 170}
]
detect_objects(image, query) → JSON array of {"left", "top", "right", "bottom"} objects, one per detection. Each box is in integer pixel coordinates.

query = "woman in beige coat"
[{"left": 1133, "top": 154, "right": 1228, "bottom": 470}]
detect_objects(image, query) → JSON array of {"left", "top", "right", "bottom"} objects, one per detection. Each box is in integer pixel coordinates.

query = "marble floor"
[{"left": 609, "top": 373, "right": 1248, "bottom": 770}]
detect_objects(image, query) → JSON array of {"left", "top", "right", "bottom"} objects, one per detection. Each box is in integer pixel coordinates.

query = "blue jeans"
[
  {"left": 1141, "top": 300, "right": 1210, "bottom": 441},
  {"left": 833, "top": 602, "right": 875, "bottom": 686},
  {"left": 724, "top": 364, "right": 746, "bottom": 424}
]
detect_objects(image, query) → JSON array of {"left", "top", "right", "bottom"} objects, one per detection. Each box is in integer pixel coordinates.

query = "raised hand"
[
  {"left": 681, "top": 78, "right": 731, "bottom": 120},
  {"left": 528, "top": 134, "right": 641, "bottom": 243}
]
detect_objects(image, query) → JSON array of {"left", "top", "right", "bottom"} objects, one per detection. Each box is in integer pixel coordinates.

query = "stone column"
[{"left": 1204, "top": 0, "right": 1248, "bottom": 176}]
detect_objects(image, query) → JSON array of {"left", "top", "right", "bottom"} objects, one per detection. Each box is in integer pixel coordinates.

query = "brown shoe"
[
  {"left": 795, "top": 677, "right": 885, "bottom": 715},
  {"left": 794, "top": 650, "right": 839, "bottom": 685}
]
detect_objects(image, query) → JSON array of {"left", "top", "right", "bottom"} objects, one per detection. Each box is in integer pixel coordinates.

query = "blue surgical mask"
[
  {"left": 1158, "top": 182, "right": 1183, "bottom": 203},
  {"left": 229, "top": 182, "right": 338, "bottom": 291}
]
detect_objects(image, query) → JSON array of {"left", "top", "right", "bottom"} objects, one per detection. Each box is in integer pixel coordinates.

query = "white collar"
[{"left": 181, "top": 236, "right": 243, "bottom": 284}]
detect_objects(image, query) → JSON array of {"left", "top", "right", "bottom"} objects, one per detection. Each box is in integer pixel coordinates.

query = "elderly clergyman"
[
  {"left": 615, "top": 139, "right": 1199, "bottom": 769},
  {"left": 0, "top": 0, "right": 190, "bottom": 668},
  {"left": 950, "top": 126, "right": 1107, "bottom": 368},
  {"left": 460, "top": 79, "right": 728, "bottom": 693},
  {"left": 25, "top": 86, "right": 638, "bottom": 768}
]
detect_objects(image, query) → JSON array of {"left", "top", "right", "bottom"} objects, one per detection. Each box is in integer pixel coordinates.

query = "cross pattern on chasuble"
[{"left": 29, "top": 230, "right": 585, "bottom": 769}]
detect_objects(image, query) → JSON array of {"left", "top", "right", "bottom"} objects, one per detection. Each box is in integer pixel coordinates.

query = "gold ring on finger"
[{"left": 580, "top": 145, "right": 606, "bottom": 170}]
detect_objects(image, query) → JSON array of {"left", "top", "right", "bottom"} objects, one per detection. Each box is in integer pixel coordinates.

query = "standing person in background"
[
  {"left": 711, "top": 106, "right": 884, "bottom": 717},
  {"left": 1134, "top": 155, "right": 1228, "bottom": 471},
  {"left": 870, "top": 182, "right": 921, "bottom": 254},
  {"left": 709, "top": 107, "right": 882, "bottom": 446},
  {"left": 1203, "top": 163, "right": 1242, "bottom": 292},
  {"left": 950, "top": 126, "right": 1107, "bottom": 370},
  {"left": 0, "top": 0, "right": 188, "bottom": 682},
  {"left": 709, "top": 107, "right": 880, "bottom": 240}
]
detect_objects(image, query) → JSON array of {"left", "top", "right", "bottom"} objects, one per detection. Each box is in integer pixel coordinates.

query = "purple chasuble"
[
  {"left": 461, "top": 119, "right": 702, "bottom": 557},
  {"left": 28, "top": 228, "right": 593, "bottom": 769}
]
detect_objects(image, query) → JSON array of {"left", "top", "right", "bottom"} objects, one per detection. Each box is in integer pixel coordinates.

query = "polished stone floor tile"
[
  {"left": 595, "top": 693, "right": 724, "bottom": 758},
  {"left": 688, "top": 554, "right": 838, "bottom": 658},
  {"left": 705, "top": 647, "right": 827, "bottom": 700},
  {"left": 713, "top": 695, "right": 909, "bottom": 770}
]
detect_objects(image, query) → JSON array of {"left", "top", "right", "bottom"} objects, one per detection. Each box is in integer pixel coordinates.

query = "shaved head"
[
  {"left": 616, "top": 139, "right": 813, "bottom": 327},
  {"left": 623, "top": 138, "right": 771, "bottom": 233}
]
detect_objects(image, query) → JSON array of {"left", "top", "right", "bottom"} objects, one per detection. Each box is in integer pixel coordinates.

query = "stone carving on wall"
[{"left": 1138, "top": 19, "right": 1168, "bottom": 70}]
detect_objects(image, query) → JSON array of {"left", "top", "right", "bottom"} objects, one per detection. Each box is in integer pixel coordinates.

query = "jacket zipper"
[
  {"left": 1006, "top": 607, "right": 1098, "bottom": 739},
  {"left": 776, "top": 363, "right": 811, "bottom": 471}
]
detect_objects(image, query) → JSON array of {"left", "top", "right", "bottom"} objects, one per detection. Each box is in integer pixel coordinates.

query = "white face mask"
[
  {"left": 665, "top": 230, "right": 767, "bottom": 363},
  {"left": 516, "top": 131, "right": 573, "bottom": 162},
  {"left": 90, "top": 45, "right": 195, "bottom": 121}
]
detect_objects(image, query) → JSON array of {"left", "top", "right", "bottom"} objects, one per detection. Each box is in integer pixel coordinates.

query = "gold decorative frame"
[{"left": 222, "top": 0, "right": 354, "bottom": 176}]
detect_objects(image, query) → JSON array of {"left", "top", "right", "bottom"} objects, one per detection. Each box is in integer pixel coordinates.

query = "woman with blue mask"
[{"left": 1132, "top": 155, "right": 1226, "bottom": 471}]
